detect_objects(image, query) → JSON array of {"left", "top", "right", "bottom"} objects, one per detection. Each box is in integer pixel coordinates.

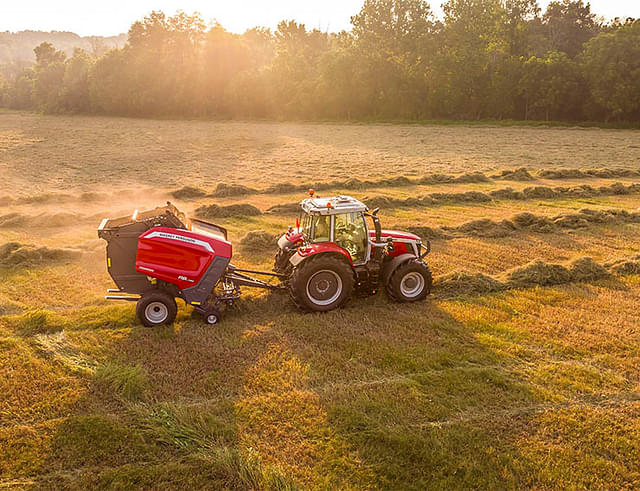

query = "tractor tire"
[
  {"left": 386, "top": 259, "right": 432, "bottom": 303},
  {"left": 136, "top": 290, "right": 177, "bottom": 327},
  {"left": 289, "top": 255, "right": 355, "bottom": 312}
]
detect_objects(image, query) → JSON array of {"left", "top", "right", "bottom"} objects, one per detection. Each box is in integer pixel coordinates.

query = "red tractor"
[
  {"left": 98, "top": 197, "right": 431, "bottom": 326},
  {"left": 274, "top": 194, "right": 432, "bottom": 311}
]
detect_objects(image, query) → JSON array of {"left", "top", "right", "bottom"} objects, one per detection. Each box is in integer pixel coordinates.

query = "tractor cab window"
[
  {"left": 302, "top": 213, "right": 331, "bottom": 243},
  {"left": 334, "top": 212, "right": 367, "bottom": 263}
]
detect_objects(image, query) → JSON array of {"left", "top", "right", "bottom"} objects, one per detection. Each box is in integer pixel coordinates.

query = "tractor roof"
[{"left": 300, "top": 195, "right": 368, "bottom": 216}]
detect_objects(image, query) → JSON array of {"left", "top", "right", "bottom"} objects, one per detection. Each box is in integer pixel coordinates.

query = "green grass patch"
[{"left": 94, "top": 362, "right": 150, "bottom": 401}]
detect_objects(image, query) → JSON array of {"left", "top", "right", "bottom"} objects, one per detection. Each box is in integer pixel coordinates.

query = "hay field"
[{"left": 2, "top": 111, "right": 640, "bottom": 489}]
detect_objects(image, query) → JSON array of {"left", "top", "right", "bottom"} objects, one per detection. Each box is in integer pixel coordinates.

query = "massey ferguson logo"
[
  {"left": 177, "top": 275, "right": 195, "bottom": 283},
  {"left": 146, "top": 231, "right": 214, "bottom": 253}
]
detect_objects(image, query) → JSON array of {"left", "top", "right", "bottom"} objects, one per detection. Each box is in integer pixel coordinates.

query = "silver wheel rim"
[
  {"left": 400, "top": 272, "right": 425, "bottom": 298},
  {"left": 145, "top": 301, "right": 169, "bottom": 324},
  {"left": 207, "top": 314, "right": 218, "bottom": 324},
  {"left": 306, "top": 269, "right": 343, "bottom": 306}
]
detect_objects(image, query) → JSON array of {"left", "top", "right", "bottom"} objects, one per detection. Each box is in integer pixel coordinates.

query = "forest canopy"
[{"left": 1, "top": 0, "right": 639, "bottom": 122}]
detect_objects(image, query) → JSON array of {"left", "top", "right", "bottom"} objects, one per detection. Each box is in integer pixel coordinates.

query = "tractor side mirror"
[{"left": 372, "top": 208, "right": 379, "bottom": 216}]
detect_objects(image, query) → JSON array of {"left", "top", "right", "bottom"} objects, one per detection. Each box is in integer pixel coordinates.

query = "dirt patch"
[
  {"left": 171, "top": 186, "right": 208, "bottom": 200},
  {"left": 195, "top": 203, "right": 261, "bottom": 219},
  {"left": 492, "top": 168, "right": 535, "bottom": 181},
  {"left": 0, "top": 242, "right": 83, "bottom": 267},
  {"left": 239, "top": 230, "right": 278, "bottom": 254}
]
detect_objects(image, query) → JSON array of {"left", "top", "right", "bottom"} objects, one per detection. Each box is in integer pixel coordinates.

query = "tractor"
[{"left": 274, "top": 193, "right": 432, "bottom": 311}]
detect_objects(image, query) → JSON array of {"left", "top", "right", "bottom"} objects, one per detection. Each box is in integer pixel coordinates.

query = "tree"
[
  {"left": 60, "top": 49, "right": 92, "bottom": 112},
  {"left": 33, "top": 42, "right": 66, "bottom": 111},
  {"left": 581, "top": 20, "right": 640, "bottom": 121},
  {"left": 543, "top": 0, "right": 599, "bottom": 57}
]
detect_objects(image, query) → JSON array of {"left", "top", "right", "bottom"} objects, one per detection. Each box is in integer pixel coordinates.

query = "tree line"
[{"left": 1, "top": 0, "right": 639, "bottom": 122}]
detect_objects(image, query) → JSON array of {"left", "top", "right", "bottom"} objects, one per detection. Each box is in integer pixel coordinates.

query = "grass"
[{"left": 1, "top": 113, "right": 640, "bottom": 488}]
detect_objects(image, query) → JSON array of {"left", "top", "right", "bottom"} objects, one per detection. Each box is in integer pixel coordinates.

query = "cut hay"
[
  {"left": 0, "top": 212, "right": 84, "bottom": 229},
  {"left": 435, "top": 271, "right": 506, "bottom": 296},
  {"left": 406, "top": 226, "right": 449, "bottom": 240},
  {"left": 0, "top": 242, "right": 83, "bottom": 267},
  {"left": 504, "top": 257, "right": 608, "bottom": 288},
  {"left": 492, "top": 168, "right": 535, "bottom": 181},
  {"left": 171, "top": 186, "right": 208, "bottom": 200},
  {"left": 239, "top": 230, "right": 278, "bottom": 253},
  {"left": 504, "top": 260, "right": 573, "bottom": 288},
  {"left": 195, "top": 203, "right": 261, "bottom": 219},
  {"left": 605, "top": 256, "right": 640, "bottom": 275},
  {"left": 266, "top": 202, "right": 301, "bottom": 215},
  {"left": 444, "top": 218, "right": 516, "bottom": 238},
  {"left": 211, "top": 183, "right": 259, "bottom": 197}
]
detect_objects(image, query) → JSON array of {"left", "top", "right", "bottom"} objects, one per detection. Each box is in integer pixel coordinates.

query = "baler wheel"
[{"left": 136, "top": 290, "right": 177, "bottom": 327}]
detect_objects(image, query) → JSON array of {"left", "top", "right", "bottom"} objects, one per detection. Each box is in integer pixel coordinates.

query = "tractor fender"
[
  {"left": 381, "top": 253, "right": 416, "bottom": 285},
  {"left": 289, "top": 243, "right": 354, "bottom": 268}
]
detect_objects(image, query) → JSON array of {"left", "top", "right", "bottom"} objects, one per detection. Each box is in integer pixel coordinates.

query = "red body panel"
[
  {"left": 136, "top": 227, "right": 232, "bottom": 290},
  {"left": 297, "top": 242, "right": 354, "bottom": 265},
  {"left": 369, "top": 229, "right": 421, "bottom": 241},
  {"left": 368, "top": 229, "right": 419, "bottom": 257}
]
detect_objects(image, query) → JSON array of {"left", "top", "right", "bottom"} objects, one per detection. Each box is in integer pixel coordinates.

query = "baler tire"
[
  {"left": 386, "top": 259, "right": 432, "bottom": 303},
  {"left": 289, "top": 255, "right": 354, "bottom": 312},
  {"left": 136, "top": 290, "right": 177, "bottom": 327}
]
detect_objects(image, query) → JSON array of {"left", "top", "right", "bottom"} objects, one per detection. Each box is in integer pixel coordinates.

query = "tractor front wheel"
[
  {"left": 289, "top": 255, "right": 355, "bottom": 312},
  {"left": 386, "top": 259, "right": 432, "bottom": 303},
  {"left": 136, "top": 290, "right": 178, "bottom": 327}
]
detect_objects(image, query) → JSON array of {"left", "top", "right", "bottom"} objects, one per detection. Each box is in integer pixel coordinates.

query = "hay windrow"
[
  {"left": 437, "top": 256, "right": 614, "bottom": 297},
  {"left": 0, "top": 242, "right": 83, "bottom": 267},
  {"left": 195, "top": 203, "right": 261, "bottom": 219},
  {"left": 211, "top": 183, "right": 259, "bottom": 197},
  {"left": 409, "top": 208, "right": 640, "bottom": 241},
  {"left": 606, "top": 257, "right": 640, "bottom": 275},
  {"left": 239, "top": 230, "right": 279, "bottom": 253},
  {"left": 538, "top": 168, "right": 640, "bottom": 180},
  {"left": 435, "top": 271, "right": 507, "bottom": 296},
  {"left": 492, "top": 168, "right": 535, "bottom": 181},
  {"left": 171, "top": 186, "right": 208, "bottom": 200},
  {"left": 0, "top": 212, "right": 84, "bottom": 228},
  {"left": 266, "top": 202, "right": 302, "bottom": 215}
]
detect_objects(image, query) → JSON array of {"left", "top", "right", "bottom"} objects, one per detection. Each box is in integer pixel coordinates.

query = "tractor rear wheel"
[
  {"left": 289, "top": 255, "right": 355, "bottom": 312},
  {"left": 386, "top": 259, "right": 432, "bottom": 303},
  {"left": 136, "top": 290, "right": 177, "bottom": 327}
]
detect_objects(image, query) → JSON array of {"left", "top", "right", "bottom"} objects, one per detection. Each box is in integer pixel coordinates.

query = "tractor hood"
[{"left": 369, "top": 229, "right": 421, "bottom": 242}]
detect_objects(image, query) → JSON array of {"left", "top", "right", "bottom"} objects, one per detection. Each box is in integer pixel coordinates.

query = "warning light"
[
  {"left": 326, "top": 202, "right": 333, "bottom": 209},
  {"left": 309, "top": 189, "right": 315, "bottom": 197}
]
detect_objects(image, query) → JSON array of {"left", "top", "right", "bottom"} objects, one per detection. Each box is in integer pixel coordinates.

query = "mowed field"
[{"left": 2, "top": 110, "right": 640, "bottom": 489}]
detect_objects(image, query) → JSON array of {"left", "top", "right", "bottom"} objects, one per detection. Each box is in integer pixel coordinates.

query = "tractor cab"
[{"left": 299, "top": 195, "right": 370, "bottom": 264}]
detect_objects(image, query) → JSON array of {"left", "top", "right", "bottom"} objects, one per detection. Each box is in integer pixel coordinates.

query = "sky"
[{"left": 2, "top": 0, "right": 640, "bottom": 37}]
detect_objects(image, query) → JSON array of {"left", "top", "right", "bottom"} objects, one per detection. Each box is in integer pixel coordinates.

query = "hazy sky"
[{"left": 2, "top": 1, "right": 640, "bottom": 37}]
